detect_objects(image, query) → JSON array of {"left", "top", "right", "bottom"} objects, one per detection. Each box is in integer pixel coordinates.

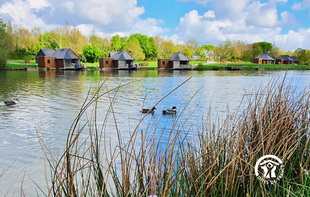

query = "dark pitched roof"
[
  {"left": 291, "top": 56, "right": 300, "bottom": 62},
  {"left": 42, "top": 49, "right": 56, "bottom": 56},
  {"left": 36, "top": 49, "right": 56, "bottom": 57},
  {"left": 36, "top": 48, "right": 79, "bottom": 60},
  {"left": 54, "top": 48, "right": 79, "bottom": 59},
  {"left": 169, "top": 52, "right": 189, "bottom": 61},
  {"left": 109, "top": 51, "right": 134, "bottom": 60},
  {"left": 276, "top": 55, "right": 294, "bottom": 61},
  {"left": 254, "top": 54, "right": 275, "bottom": 61}
]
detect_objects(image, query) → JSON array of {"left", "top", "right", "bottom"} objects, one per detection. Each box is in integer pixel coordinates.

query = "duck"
[
  {"left": 4, "top": 99, "right": 18, "bottom": 106},
  {"left": 162, "top": 106, "right": 177, "bottom": 115},
  {"left": 141, "top": 106, "right": 156, "bottom": 114}
]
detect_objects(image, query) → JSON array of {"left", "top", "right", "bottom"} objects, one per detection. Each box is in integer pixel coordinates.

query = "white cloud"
[
  {"left": 176, "top": 7, "right": 305, "bottom": 50},
  {"left": 178, "top": 10, "right": 232, "bottom": 42},
  {"left": 174, "top": 0, "right": 302, "bottom": 50},
  {"left": 203, "top": 10, "right": 215, "bottom": 19},
  {"left": 0, "top": 0, "right": 51, "bottom": 30},
  {"left": 27, "top": 0, "right": 50, "bottom": 11},
  {"left": 245, "top": 1, "right": 279, "bottom": 27},
  {"left": 0, "top": 0, "right": 165, "bottom": 37},
  {"left": 63, "top": 1, "right": 74, "bottom": 13},
  {"left": 292, "top": 0, "right": 310, "bottom": 10}
]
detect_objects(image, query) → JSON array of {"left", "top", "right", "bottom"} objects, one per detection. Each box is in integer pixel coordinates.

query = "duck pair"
[{"left": 141, "top": 106, "right": 177, "bottom": 115}]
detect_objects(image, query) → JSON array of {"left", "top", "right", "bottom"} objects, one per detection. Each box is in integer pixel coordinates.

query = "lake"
[{"left": 0, "top": 69, "right": 309, "bottom": 195}]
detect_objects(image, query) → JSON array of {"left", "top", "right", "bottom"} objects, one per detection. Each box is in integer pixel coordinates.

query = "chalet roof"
[
  {"left": 41, "top": 49, "right": 56, "bottom": 56},
  {"left": 291, "top": 56, "right": 300, "bottom": 62},
  {"left": 276, "top": 55, "right": 294, "bottom": 61},
  {"left": 109, "top": 51, "right": 134, "bottom": 60},
  {"left": 36, "top": 48, "right": 79, "bottom": 60},
  {"left": 169, "top": 52, "right": 189, "bottom": 61},
  {"left": 254, "top": 54, "right": 275, "bottom": 61},
  {"left": 54, "top": 48, "right": 79, "bottom": 59}
]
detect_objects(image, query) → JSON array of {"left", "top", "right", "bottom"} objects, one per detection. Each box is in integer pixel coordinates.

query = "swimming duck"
[
  {"left": 141, "top": 106, "right": 156, "bottom": 114},
  {"left": 4, "top": 99, "right": 18, "bottom": 106},
  {"left": 162, "top": 106, "right": 177, "bottom": 115}
]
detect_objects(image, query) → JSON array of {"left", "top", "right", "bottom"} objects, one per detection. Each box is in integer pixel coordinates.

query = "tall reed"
[{"left": 38, "top": 75, "right": 310, "bottom": 196}]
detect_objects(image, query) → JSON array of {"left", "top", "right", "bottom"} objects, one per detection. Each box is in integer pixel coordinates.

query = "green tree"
[
  {"left": 160, "top": 41, "right": 176, "bottom": 58},
  {"left": 186, "top": 39, "right": 199, "bottom": 58},
  {"left": 82, "top": 45, "right": 101, "bottom": 63},
  {"left": 0, "top": 19, "right": 13, "bottom": 68},
  {"left": 269, "top": 46, "right": 282, "bottom": 59},
  {"left": 154, "top": 35, "right": 176, "bottom": 58},
  {"left": 252, "top": 42, "right": 263, "bottom": 58},
  {"left": 37, "top": 32, "right": 59, "bottom": 50},
  {"left": 214, "top": 40, "right": 232, "bottom": 63},
  {"left": 124, "top": 37, "right": 145, "bottom": 60},
  {"left": 129, "top": 34, "right": 158, "bottom": 60},
  {"left": 252, "top": 42, "right": 273, "bottom": 57},
  {"left": 295, "top": 48, "right": 310, "bottom": 65},
  {"left": 111, "top": 34, "right": 126, "bottom": 51},
  {"left": 67, "top": 26, "right": 87, "bottom": 56},
  {"left": 230, "top": 41, "right": 252, "bottom": 62},
  {"left": 202, "top": 44, "right": 215, "bottom": 60}
]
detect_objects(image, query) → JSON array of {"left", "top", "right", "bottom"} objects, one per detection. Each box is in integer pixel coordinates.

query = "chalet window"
[
  {"left": 180, "top": 61, "right": 187, "bottom": 65},
  {"left": 106, "top": 61, "right": 108, "bottom": 64},
  {"left": 47, "top": 60, "right": 50, "bottom": 64},
  {"left": 163, "top": 61, "right": 165, "bottom": 65}
]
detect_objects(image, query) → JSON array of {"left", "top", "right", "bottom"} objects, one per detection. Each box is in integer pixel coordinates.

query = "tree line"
[{"left": 1, "top": 18, "right": 310, "bottom": 69}]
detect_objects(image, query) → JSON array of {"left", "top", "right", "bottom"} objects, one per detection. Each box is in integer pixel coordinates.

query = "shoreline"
[{"left": 2, "top": 63, "right": 310, "bottom": 71}]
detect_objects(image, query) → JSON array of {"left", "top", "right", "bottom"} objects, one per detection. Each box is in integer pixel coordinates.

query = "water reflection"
[{"left": 0, "top": 69, "right": 309, "bottom": 195}]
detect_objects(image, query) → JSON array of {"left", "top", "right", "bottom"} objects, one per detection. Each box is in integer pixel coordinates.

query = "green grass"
[
  {"left": 5, "top": 59, "right": 37, "bottom": 69},
  {"left": 82, "top": 61, "right": 99, "bottom": 68},
  {"left": 4, "top": 59, "right": 100, "bottom": 69},
  {"left": 195, "top": 62, "right": 310, "bottom": 70},
  {"left": 137, "top": 61, "right": 158, "bottom": 69}
]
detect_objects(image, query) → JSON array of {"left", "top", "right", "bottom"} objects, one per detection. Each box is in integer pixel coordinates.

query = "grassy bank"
[
  {"left": 137, "top": 61, "right": 158, "bottom": 70},
  {"left": 35, "top": 75, "right": 310, "bottom": 196},
  {"left": 195, "top": 62, "right": 310, "bottom": 70},
  {"left": 3, "top": 59, "right": 310, "bottom": 71},
  {"left": 5, "top": 59, "right": 37, "bottom": 69},
  {"left": 4, "top": 59, "right": 100, "bottom": 69},
  {"left": 134, "top": 60, "right": 310, "bottom": 71}
]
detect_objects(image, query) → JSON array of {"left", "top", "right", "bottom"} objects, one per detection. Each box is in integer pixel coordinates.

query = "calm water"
[{"left": 0, "top": 69, "right": 309, "bottom": 195}]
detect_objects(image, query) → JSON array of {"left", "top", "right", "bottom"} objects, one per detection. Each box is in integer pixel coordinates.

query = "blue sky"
[{"left": 0, "top": 0, "right": 310, "bottom": 50}]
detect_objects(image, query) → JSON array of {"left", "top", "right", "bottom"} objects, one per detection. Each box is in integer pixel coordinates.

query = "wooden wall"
[
  {"left": 99, "top": 58, "right": 114, "bottom": 68},
  {"left": 158, "top": 59, "right": 171, "bottom": 69},
  {"left": 38, "top": 57, "right": 56, "bottom": 68}
]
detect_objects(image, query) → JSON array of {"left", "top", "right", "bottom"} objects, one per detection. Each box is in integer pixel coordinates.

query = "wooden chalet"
[
  {"left": 158, "top": 52, "right": 192, "bottom": 69},
  {"left": 275, "top": 55, "right": 294, "bottom": 64},
  {"left": 99, "top": 51, "right": 136, "bottom": 69},
  {"left": 36, "top": 48, "right": 81, "bottom": 69},
  {"left": 252, "top": 54, "right": 275, "bottom": 64},
  {"left": 276, "top": 55, "right": 300, "bottom": 65}
]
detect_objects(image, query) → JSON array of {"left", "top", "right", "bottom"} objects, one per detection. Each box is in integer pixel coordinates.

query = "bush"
[{"left": 24, "top": 56, "right": 31, "bottom": 63}]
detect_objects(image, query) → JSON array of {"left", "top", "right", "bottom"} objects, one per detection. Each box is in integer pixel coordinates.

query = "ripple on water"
[{"left": 0, "top": 70, "right": 309, "bottom": 195}]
